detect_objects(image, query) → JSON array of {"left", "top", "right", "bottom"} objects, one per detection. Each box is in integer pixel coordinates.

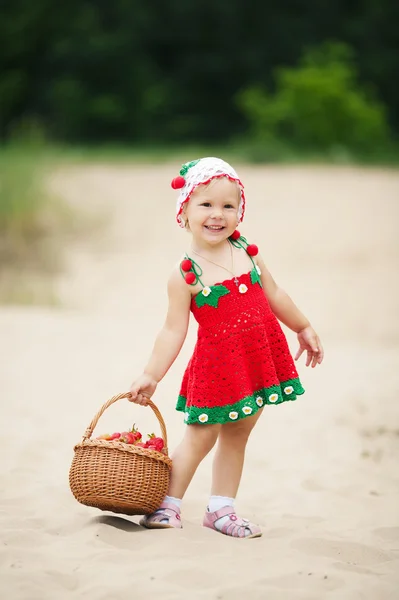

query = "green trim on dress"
[{"left": 176, "top": 377, "right": 305, "bottom": 424}]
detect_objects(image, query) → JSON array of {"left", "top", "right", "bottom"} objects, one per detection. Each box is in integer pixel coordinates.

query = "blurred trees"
[
  {"left": 1, "top": 0, "right": 398, "bottom": 147},
  {"left": 238, "top": 43, "right": 389, "bottom": 155}
]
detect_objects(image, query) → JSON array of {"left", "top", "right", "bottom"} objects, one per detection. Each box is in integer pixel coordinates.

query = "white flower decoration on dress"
[
  {"left": 184, "top": 412, "right": 189, "bottom": 422},
  {"left": 256, "top": 265, "right": 261, "bottom": 275},
  {"left": 242, "top": 406, "right": 252, "bottom": 415},
  {"left": 229, "top": 411, "right": 238, "bottom": 420},
  {"left": 202, "top": 286, "right": 211, "bottom": 297},
  {"left": 256, "top": 396, "right": 263, "bottom": 407},
  {"left": 269, "top": 393, "right": 279, "bottom": 403},
  {"left": 198, "top": 413, "right": 209, "bottom": 423},
  {"left": 284, "top": 386, "right": 294, "bottom": 395},
  {"left": 238, "top": 284, "right": 248, "bottom": 294}
]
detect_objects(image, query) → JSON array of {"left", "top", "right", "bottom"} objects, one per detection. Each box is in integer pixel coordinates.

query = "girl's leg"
[
  {"left": 168, "top": 422, "right": 220, "bottom": 498},
  {"left": 204, "top": 410, "right": 263, "bottom": 538},
  {"left": 140, "top": 422, "right": 220, "bottom": 528},
  {"left": 211, "top": 409, "right": 263, "bottom": 498}
]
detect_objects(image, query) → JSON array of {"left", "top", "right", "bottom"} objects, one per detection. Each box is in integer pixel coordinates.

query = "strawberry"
[
  {"left": 129, "top": 423, "right": 142, "bottom": 442},
  {"left": 145, "top": 433, "right": 164, "bottom": 452},
  {"left": 119, "top": 431, "right": 131, "bottom": 443},
  {"left": 110, "top": 432, "right": 121, "bottom": 440},
  {"left": 134, "top": 442, "right": 146, "bottom": 448}
]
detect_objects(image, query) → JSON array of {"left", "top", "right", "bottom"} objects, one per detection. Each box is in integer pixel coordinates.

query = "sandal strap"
[
  {"left": 152, "top": 501, "right": 180, "bottom": 520},
  {"left": 221, "top": 516, "right": 248, "bottom": 537},
  {"left": 158, "top": 500, "right": 180, "bottom": 513},
  {"left": 205, "top": 505, "right": 260, "bottom": 538},
  {"left": 144, "top": 501, "right": 181, "bottom": 525},
  {"left": 149, "top": 509, "right": 175, "bottom": 523},
  {"left": 209, "top": 505, "right": 236, "bottom": 520}
]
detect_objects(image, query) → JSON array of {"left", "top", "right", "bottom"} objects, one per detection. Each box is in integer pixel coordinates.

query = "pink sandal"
[
  {"left": 139, "top": 501, "right": 182, "bottom": 529},
  {"left": 203, "top": 506, "right": 262, "bottom": 538}
]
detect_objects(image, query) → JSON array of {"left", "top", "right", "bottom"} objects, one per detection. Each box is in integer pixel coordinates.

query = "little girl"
[{"left": 129, "top": 157, "right": 323, "bottom": 538}]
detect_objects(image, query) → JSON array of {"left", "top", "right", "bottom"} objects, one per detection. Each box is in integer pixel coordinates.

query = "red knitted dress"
[{"left": 176, "top": 238, "right": 305, "bottom": 425}]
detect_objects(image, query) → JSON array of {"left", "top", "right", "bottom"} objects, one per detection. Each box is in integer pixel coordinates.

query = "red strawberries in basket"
[
  {"left": 145, "top": 433, "right": 165, "bottom": 452},
  {"left": 96, "top": 424, "right": 165, "bottom": 453},
  {"left": 119, "top": 423, "right": 142, "bottom": 444}
]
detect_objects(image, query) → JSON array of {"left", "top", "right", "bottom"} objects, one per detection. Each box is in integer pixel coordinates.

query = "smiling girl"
[{"left": 129, "top": 157, "right": 324, "bottom": 538}]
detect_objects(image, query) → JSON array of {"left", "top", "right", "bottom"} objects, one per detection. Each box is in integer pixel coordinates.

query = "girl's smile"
[{"left": 203, "top": 224, "right": 226, "bottom": 234}]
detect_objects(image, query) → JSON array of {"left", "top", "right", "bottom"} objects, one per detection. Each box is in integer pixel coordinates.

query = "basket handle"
[{"left": 82, "top": 392, "right": 169, "bottom": 453}]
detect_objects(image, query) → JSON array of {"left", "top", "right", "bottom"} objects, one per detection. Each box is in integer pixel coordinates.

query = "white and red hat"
[{"left": 171, "top": 157, "right": 246, "bottom": 228}]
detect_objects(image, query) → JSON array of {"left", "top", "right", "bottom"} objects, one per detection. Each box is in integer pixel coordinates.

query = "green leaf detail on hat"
[
  {"left": 180, "top": 159, "right": 201, "bottom": 177},
  {"left": 195, "top": 285, "right": 230, "bottom": 308}
]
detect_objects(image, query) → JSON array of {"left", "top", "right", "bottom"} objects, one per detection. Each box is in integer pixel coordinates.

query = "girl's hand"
[
  {"left": 128, "top": 373, "right": 158, "bottom": 405},
  {"left": 295, "top": 326, "right": 324, "bottom": 368}
]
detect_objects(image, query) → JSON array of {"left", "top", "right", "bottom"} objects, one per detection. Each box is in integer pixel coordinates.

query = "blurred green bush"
[
  {"left": 0, "top": 137, "right": 74, "bottom": 303},
  {"left": 0, "top": 148, "right": 48, "bottom": 264},
  {"left": 237, "top": 43, "right": 390, "bottom": 158}
]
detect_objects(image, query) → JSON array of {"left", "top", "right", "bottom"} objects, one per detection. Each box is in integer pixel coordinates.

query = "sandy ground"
[{"left": 0, "top": 163, "right": 399, "bottom": 600}]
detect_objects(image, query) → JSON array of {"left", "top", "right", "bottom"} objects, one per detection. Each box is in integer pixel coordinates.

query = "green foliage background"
[{"left": 1, "top": 0, "right": 398, "bottom": 151}]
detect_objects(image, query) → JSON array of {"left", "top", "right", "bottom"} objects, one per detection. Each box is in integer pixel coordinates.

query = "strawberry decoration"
[
  {"left": 181, "top": 259, "right": 192, "bottom": 272},
  {"left": 246, "top": 244, "right": 259, "bottom": 256},
  {"left": 250, "top": 266, "right": 262, "bottom": 287},
  {"left": 171, "top": 176, "right": 185, "bottom": 189},
  {"left": 230, "top": 230, "right": 241, "bottom": 240},
  {"left": 195, "top": 285, "right": 230, "bottom": 309},
  {"left": 185, "top": 272, "right": 196, "bottom": 284},
  {"left": 180, "top": 256, "right": 203, "bottom": 287}
]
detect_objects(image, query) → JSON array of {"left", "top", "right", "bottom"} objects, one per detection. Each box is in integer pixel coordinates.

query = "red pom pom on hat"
[
  {"left": 230, "top": 230, "right": 240, "bottom": 240},
  {"left": 246, "top": 244, "right": 259, "bottom": 256},
  {"left": 171, "top": 176, "right": 186, "bottom": 190},
  {"left": 185, "top": 272, "right": 196, "bottom": 284},
  {"left": 181, "top": 259, "right": 192, "bottom": 272}
]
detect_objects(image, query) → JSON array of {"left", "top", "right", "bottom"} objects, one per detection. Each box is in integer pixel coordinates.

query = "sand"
[{"left": 0, "top": 163, "right": 398, "bottom": 600}]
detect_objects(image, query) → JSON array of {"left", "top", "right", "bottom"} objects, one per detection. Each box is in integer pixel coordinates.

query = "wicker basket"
[{"left": 69, "top": 392, "right": 172, "bottom": 516}]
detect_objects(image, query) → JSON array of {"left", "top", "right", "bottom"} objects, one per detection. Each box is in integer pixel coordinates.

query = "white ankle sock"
[
  {"left": 164, "top": 495, "right": 182, "bottom": 510},
  {"left": 208, "top": 495, "right": 235, "bottom": 513}
]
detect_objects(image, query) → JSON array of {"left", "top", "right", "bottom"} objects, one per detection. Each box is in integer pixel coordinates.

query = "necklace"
[{"left": 191, "top": 242, "right": 239, "bottom": 286}]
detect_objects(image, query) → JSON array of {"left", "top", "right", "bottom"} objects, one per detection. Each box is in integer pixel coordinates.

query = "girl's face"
[{"left": 184, "top": 178, "right": 240, "bottom": 245}]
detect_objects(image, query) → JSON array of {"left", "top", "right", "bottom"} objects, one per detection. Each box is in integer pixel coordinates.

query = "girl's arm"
[
  {"left": 257, "top": 254, "right": 309, "bottom": 332},
  {"left": 257, "top": 254, "right": 324, "bottom": 367},
  {"left": 129, "top": 268, "right": 192, "bottom": 403}
]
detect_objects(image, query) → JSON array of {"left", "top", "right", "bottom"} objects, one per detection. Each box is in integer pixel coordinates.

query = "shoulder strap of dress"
[{"left": 228, "top": 235, "right": 259, "bottom": 268}]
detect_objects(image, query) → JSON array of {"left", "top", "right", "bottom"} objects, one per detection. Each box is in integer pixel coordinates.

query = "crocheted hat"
[{"left": 172, "top": 157, "right": 246, "bottom": 228}]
